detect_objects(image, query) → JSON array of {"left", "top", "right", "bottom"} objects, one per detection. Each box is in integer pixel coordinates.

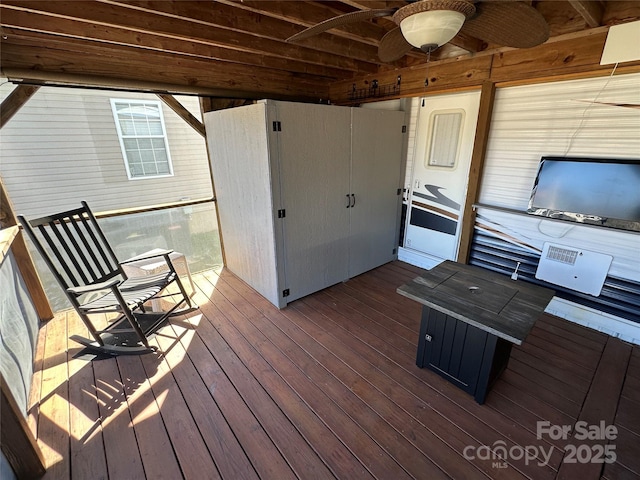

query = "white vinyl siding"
[
  {"left": 110, "top": 99, "right": 173, "bottom": 179},
  {"left": 473, "top": 73, "right": 640, "bottom": 338},
  {"left": 476, "top": 73, "right": 640, "bottom": 278},
  {"left": 479, "top": 72, "right": 640, "bottom": 209},
  {"left": 397, "top": 73, "right": 640, "bottom": 339},
  {"left": 0, "top": 85, "right": 212, "bottom": 217}
]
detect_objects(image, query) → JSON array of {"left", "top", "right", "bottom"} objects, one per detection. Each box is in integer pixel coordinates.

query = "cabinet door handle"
[
  {"left": 346, "top": 194, "right": 351, "bottom": 208},
  {"left": 351, "top": 194, "right": 355, "bottom": 208}
]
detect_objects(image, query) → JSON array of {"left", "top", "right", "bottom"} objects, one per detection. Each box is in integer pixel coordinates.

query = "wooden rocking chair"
[{"left": 18, "top": 201, "right": 196, "bottom": 355}]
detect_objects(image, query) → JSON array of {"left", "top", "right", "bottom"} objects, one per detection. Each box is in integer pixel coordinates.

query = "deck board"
[
  {"left": 67, "top": 313, "right": 108, "bottom": 480},
  {"left": 38, "top": 310, "right": 71, "bottom": 480},
  {"left": 27, "top": 262, "right": 638, "bottom": 480}
]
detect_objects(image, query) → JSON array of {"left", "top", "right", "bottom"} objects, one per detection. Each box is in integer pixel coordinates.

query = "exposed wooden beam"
[
  {"left": 0, "top": 84, "right": 39, "bottom": 129},
  {"left": 457, "top": 80, "right": 495, "bottom": 265},
  {"left": 0, "top": 33, "right": 331, "bottom": 100},
  {"left": 448, "top": 31, "right": 486, "bottom": 54},
  {"left": 224, "top": 0, "right": 390, "bottom": 45},
  {"left": 337, "top": 1, "right": 406, "bottom": 10},
  {"left": 0, "top": 1, "right": 379, "bottom": 74},
  {"left": 489, "top": 30, "right": 613, "bottom": 83},
  {"left": 230, "top": 0, "right": 422, "bottom": 63},
  {"left": 0, "top": 175, "right": 17, "bottom": 229},
  {"left": 330, "top": 55, "right": 493, "bottom": 104},
  {"left": 569, "top": 0, "right": 604, "bottom": 27},
  {"left": 108, "top": 0, "right": 389, "bottom": 66},
  {"left": 199, "top": 97, "right": 227, "bottom": 267},
  {"left": 200, "top": 98, "right": 254, "bottom": 113},
  {"left": 602, "top": 1, "right": 640, "bottom": 25},
  {"left": 329, "top": 29, "right": 640, "bottom": 104},
  {"left": 157, "top": 93, "right": 205, "bottom": 137}
]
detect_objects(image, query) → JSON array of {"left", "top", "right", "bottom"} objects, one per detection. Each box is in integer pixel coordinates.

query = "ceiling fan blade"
[
  {"left": 461, "top": 1, "right": 549, "bottom": 48},
  {"left": 286, "top": 8, "right": 396, "bottom": 42},
  {"left": 378, "top": 27, "right": 414, "bottom": 62}
]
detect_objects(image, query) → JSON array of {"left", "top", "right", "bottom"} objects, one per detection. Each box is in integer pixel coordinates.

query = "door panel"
[
  {"left": 350, "top": 109, "right": 405, "bottom": 277},
  {"left": 274, "top": 102, "right": 351, "bottom": 302},
  {"left": 405, "top": 91, "right": 481, "bottom": 260}
]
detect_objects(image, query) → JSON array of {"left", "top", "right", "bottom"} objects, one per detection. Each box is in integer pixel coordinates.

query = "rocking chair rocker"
[{"left": 18, "top": 201, "right": 196, "bottom": 355}]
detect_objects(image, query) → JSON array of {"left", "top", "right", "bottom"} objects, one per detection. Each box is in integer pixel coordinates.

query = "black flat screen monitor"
[{"left": 527, "top": 156, "right": 640, "bottom": 232}]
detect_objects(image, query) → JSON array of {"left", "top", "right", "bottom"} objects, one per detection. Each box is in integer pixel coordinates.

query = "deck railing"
[{"left": 24, "top": 200, "right": 223, "bottom": 313}]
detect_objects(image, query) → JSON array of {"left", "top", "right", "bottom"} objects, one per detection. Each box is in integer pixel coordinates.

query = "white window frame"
[{"left": 110, "top": 98, "right": 174, "bottom": 180}]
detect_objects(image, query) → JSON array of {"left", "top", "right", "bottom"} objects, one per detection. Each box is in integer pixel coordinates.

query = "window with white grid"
[{"left": 110, "top": 99, "right": 174, "bottom": 179}]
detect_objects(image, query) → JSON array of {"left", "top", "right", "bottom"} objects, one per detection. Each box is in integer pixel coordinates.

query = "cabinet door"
[
  {"left": 274, "top": 102, "right": 351, "bottom": 303},
  {"left": 419, "top": 308, "right": 486, "bottom": 396},
  {"left": 349, "top": 109, "right": 405, "bottom": 277}
]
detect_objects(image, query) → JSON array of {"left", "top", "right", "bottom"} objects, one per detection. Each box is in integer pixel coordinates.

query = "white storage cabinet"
[{"left": 204, "top": 100, "right": 405, "bottom": 307}]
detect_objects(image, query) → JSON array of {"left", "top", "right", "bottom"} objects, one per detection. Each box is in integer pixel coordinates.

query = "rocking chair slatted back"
[
  {"left": 19, "top": 201, "right": 196, "bottom": 355},
  {"left": 20, "top": 201, "right": 123, "bottom": 292}
]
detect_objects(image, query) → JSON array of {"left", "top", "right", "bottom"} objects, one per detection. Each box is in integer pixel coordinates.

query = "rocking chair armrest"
[
  {"left": 67, "top": 277, "right": 121, "bottom": 295},
  {"left": 120, "top": 249, "right": 174, "bottom": 265}
]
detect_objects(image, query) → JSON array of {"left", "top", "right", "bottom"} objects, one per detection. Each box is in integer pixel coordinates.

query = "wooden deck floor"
[{"left": 27, "top": 262, "right": 640, "bottom": 480}]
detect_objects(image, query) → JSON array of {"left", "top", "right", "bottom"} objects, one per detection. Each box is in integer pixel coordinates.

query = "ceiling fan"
[{"left": 286, "top": 0, "right": 550, "bottom": 62}]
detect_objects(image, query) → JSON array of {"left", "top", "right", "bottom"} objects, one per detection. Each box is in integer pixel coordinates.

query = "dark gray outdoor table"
[{"left": 397, "top": 261, "right": 555, "bottom": 404}]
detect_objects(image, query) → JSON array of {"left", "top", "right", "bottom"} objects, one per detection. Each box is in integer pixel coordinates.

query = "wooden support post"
[
  {"left": 457, "top": 80, "right": 496, "bottom": 264},
  {"left": 0, "top": 375, "right": 46, "bottom": 479},
  {"left": 198, "top": 97, "right": 227, "bottom": 267},
  {"left": 0, "top": 176, "right": 53, "bottom": 320}
]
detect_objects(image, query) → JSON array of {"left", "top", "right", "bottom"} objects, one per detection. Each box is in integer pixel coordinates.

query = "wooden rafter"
[
  {"left": 1, "top": 0, "right": 639, "bottom": 101},
  {"left": 0, "top": 84, "right": 39, "bottom": 128},
  {"left": 157, "top": 93, "right": 205, "bottom": 137},
  {"left": 568, "top": 0, "right": 604, "bottom": 27}
]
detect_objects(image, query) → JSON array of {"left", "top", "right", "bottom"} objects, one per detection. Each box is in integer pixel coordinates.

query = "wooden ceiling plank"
[
  {"left": 337, "top": 1, "right": 406, "bottom": 10},
  {"left": 0, "top": 35, "right": 331, "bottom": 99},
  {"left": 568, "top": 0, "right": 604, "bottom": 28},
  {"left": 104, "top": 0, "right": 388, "bottom": 65},
  {"left": 0, "top": 1, "right": 381, "bottom": 72},
  {"left": 0, "top": 84, "right": 40, "bottom": 128},
  {"left": 602, "top": 1, "right": 640, "bottom": 25},
  {"left": 0, "top": 11, "right": 353, "bottom": 78},
  {"left": 537, "top": 1, "right": 595, "bottom": 37},
  {"left": 223, "top": 0, "right": 391, "bottom": 44}
]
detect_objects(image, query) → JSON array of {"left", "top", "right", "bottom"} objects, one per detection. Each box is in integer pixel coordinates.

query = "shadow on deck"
[{"left": 27, "top": 262, "right": 640, "bottom": 479}]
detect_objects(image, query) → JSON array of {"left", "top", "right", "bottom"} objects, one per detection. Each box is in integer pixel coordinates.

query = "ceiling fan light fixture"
[{"left": 394, "top": 0, "right": 476, "bottom": 52}]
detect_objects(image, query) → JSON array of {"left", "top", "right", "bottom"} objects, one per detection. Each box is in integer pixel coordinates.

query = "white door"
[
  {"left": 349, "top": 108, "right": 405, "bottom": 277},
  {"left": 274, "top": 102, "right": 352, "bottom": 303},
  {"left": 404, "top": 90, "right": 480, "bottom": 260}
]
